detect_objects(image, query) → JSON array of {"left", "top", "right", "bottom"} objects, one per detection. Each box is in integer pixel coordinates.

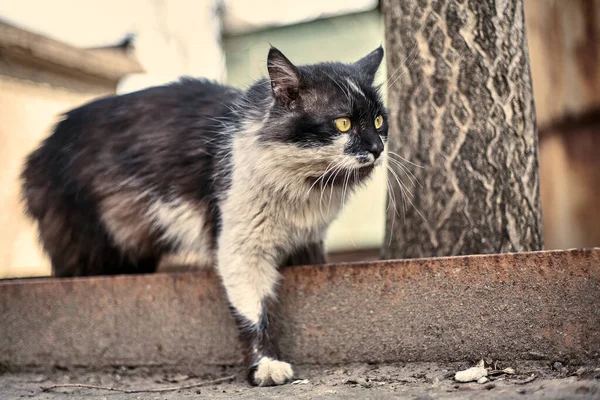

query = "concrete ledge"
[{"left": 1, "top": 249, "right": 599, "bottom": 368}]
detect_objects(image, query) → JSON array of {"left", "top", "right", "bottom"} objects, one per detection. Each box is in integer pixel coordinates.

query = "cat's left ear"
[
  {"left": 267, "top": 47, "right": 301, "bottom": 108},
  {"left": 355, "top": 46, "right": 384, "bottom": 84}
]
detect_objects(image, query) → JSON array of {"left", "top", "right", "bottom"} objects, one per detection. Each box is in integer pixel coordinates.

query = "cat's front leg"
[{"left": 217, "top": 235, "right": 293, "bottom": 386}]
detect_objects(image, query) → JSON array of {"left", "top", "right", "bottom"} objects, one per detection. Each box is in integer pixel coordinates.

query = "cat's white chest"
[{"left": 276, "top": 194, "right": 339, "bottom": 243}]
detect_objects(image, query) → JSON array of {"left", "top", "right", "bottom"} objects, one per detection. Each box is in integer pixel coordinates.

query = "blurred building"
[
  {"left": 525, "top": 0, "right": 600, "bottom": 250},
  {"left": 0, "top": 0, "right": 599, "bottom": 278}
]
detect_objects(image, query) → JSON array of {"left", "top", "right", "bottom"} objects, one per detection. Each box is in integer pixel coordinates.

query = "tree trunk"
[{"left": 381, "top": 0, "right": 543, "bottom": 259}]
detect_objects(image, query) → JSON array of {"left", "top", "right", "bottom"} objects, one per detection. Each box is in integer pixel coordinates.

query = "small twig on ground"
[
  {"left": 516, "top": 374, "right": 537, "bottom": 385},
  {"left": 488, "top": 368, "right": 515, "bottom": 377},
  {"left": 41, "top": 374, "right": 236, "bottom": 393}
]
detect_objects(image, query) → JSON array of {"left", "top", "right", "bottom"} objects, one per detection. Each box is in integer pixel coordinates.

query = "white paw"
[{"left": 252, "top": 357, "right": 294, "bottom": 386}]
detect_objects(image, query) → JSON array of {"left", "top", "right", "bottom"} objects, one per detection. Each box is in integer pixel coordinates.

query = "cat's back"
[
  {"left": 23, "top": 78, "right": 239, "bottom": 195},
  {"left": 44, "top": 78, "right": 238, "bottom": 153},
  {"left": 20, "top": 78, "right": 240, "bottom": 275}
]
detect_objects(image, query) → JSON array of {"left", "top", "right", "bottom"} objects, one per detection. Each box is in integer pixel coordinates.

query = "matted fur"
[{"left": 21, "top": 46, "right": 388, "bottom": 386}]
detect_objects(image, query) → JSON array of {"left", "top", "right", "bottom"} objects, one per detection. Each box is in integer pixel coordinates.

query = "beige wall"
[
  {"left": 0, "top": 78, "right": 113, "bottom": 278},
  {"left": 1, "top": 0, "right": 226, "bottom": 92}
]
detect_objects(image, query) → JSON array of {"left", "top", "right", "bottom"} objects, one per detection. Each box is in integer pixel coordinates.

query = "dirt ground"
[{"left": 2, "top": 361, "right": 599, "bottom": 399}]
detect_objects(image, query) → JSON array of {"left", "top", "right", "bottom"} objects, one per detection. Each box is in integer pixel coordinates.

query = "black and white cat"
[{"left": 21, "top": 46, "right": 388, "bottom": 386}]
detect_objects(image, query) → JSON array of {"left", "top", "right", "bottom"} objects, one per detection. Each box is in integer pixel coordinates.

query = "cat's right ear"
[
  {"left": 355, "top": 46, "right": 384, "bottom": 84},
  {"left": 267, "top": 47, "right": 301, "bottom": 108}
]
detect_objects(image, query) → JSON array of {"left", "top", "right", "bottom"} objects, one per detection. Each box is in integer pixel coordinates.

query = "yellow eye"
[
  {"left": 334, "top": 117, "right": 351, "bottom": 133},
  {"left": 375, "top": 115, "right": 384, "bottom": 129}
]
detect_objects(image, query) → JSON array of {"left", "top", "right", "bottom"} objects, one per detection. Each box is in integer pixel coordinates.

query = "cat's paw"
[{"left": 251, "top": 357, "right": 294, "bottom": 386}]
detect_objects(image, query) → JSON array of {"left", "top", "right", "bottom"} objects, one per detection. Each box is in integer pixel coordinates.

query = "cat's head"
[{"left": 247, "top": 46, "right": 388, "bottom": 188}]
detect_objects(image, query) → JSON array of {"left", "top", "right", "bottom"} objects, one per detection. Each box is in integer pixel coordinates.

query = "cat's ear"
[
  {"left": 355, "top": 46, "right": 384, "bottom": 84},
  {"left": 267, "top": 47, "right": 301, "bottom": 107}
]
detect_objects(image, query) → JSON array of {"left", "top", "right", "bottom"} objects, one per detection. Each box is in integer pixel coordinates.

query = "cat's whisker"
[
  {"left": 319, "top": 161, "right": 343, "bottom": 219},
  {"left": 384, "top": 169, "right": 401, "bottom": 246},
  {"left": 386, "top": 42, "right": 418, "bottom": 84},
  {"left": 343, "top": 81, "right": 354, "bottom": 110},
  {"left": 387, "top": 157, "right": 419, "bottom": 181},
  {"left": 325, "top": 72, "right": 352, "bottom": 109},
  {"left": 307, "top": 173, "right": 326, "bottom": 197},
  {"left": 386, "top": 157, "right": 416, "bottom": 187},
  {"left": 384, "top": 171, "right": 400, "bottom": 218},
  {"left": 386, "top": 151, "right": 424, "bottom": 189},
  {"left": 389, "top": 165, "right": 415, "bottom": 199},
  {"left": 387, "top": 157, "right": 421, "bottom": 188},
  {"left": 327, "top": 163, "right": 345, "bottom": 210},
  {"left": 384, "top": 176, "right": 392, "bottom": 213},
  {"left": 386, "top": 164, "right": 427, "bottom": 223},
  {"left": 386, "top": 165, "right": 408, "bottom": 213},
  {"left": 386, "top": 150, "right": 424, "bottom": 168},
  {"left": 319, "top": 162, "right": 342, "bottom": 218},
  {"left": 387, "top": 44, "right": 420, "bottom": 90},
  {"left": 219, "top": 102, "right": 238, "bottom": 114},
  {"left": 341, "top": 168, "right": 352, "bottom": 211},
  {"left": 307, "top": 160, "right": 336, "bottom": 197},
  {"left": 340, "top": 171, "right": 348, "bottom": 210}
]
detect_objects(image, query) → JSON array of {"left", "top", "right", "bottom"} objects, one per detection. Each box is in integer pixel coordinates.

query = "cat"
[{"left": 21, "top": 46, "right": 388, "bottom": 386}]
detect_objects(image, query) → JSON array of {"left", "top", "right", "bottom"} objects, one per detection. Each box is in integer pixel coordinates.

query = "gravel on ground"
[{"left": 2, "top": 360, "right": 599, "bottom": 399}]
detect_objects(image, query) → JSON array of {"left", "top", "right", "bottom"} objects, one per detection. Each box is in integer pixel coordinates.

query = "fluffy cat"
[{"left": 21, "top": 46, "right": 388, "bottom": 386}]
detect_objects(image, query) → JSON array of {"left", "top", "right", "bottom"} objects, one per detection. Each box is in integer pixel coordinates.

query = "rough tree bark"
[{"left": 381, "top": 0, "right": 543, "bottom": 259}]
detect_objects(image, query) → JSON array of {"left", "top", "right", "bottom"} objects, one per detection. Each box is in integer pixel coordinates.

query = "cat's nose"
[{"left": 370, "top": 140, "right": 384, "bottom": 160}]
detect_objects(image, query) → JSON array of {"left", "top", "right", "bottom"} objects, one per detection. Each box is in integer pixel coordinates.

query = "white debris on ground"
[
  {"left": 455, "top": 359, "right": 488, "bottom": 382},
  {"left": 455, "top": 360, "right": 519, "bottom": 384},
  {"left": 291, "top": 379, "right": 309, "bottom": 385}
]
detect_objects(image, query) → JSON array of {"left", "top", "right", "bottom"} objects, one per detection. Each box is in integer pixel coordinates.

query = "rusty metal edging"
[{"left": 1, "top": 249, "right": 599, "bottom": 368}]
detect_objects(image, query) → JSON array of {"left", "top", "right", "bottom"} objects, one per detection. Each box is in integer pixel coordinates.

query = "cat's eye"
[
  {"left": 334, "top": 117, "right": 352, "bottom": 133},
  {"left": 374, "top": 115, "right": 384, "bottom": 129}
]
